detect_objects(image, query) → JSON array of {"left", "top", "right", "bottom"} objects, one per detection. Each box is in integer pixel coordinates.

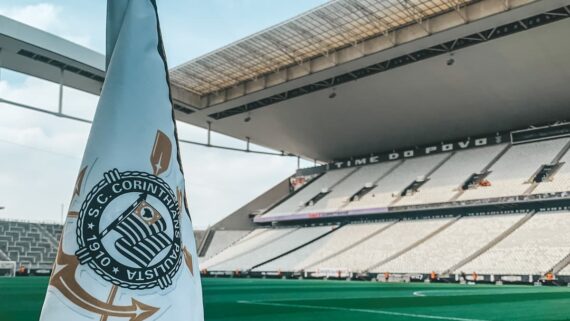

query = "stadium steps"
[
  {"left": 8, "top": 251, "right": 19, "bottom": 262},
  {"left": 303, "top": 220, "right": 399, "bottom": 270},
  {"left": 549, "top": 251, "right": 570, "bottom": 275},
  {"left": 27, "top": 252, "right": 41, "bottom": 264},
  {"left": 251, "top": 225, "right": 342, "bottom": 270},
  {"left": 338, "top": 160, "right": 405, "bottom": 210},
  {"left": 390, "top": 152, "right": 455, "bottom": 205},
  {"left": 551, "top": 139, "right": 570, "bottom": 164},
  {"left": 371, "top": 159, "right": 405, "bottom": 185},
  {"left": 15, "top": 241, "right": 30, "bottom": 252},
  {"left": 366, "top": 217, "right": 461, "bottom": 272},
  {"left": 261, "top": 172, "right": 326, "bottom": 215},
  {"left": 443, "top": 211, "right": 535, "bottom": 274},
  {"left": 297, "top": 166, "right": 361, "bottom": 211},
  {"left": 5, "top": 232, "right": 19, "bottom": 242},
  {"left": 203, "top": 230, "right": 259, "bottom": 260},
  {"left": 328, "top": 167, "right": 361, "bottom": 190},
  {"left": 523, "top": 182, "right": 540, "bottom": 196},
  {"left": 0, "top": 240, "right": 9, "bottom": 255},
  {"left": 449, "top": 144, "right": 512, "bottom": 202},
  {"left": 198, "top": 229, "right": 216, "bottom": 257},
  {"left": 35, "top": 223, "right": 59, "bottom": 248},
  {"left": 0, "top": 248, "right": 10, "bottom": 261},
  {"left": 524, "top": 140, "right": 570, "bottom": 195}
]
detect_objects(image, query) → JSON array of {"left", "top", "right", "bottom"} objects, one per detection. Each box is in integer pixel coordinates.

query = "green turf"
[{"left": 2, "top": 277, "right": 570, "bottom": 321}]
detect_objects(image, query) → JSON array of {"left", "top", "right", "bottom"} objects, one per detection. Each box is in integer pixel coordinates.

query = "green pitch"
[{"left": 2, "top": 277, "right": 570, "bottom": 321}]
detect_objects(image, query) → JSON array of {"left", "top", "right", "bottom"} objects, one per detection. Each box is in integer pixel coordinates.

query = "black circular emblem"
[{"left": 76, "top": 169, "right": 182, "bottom": 290}]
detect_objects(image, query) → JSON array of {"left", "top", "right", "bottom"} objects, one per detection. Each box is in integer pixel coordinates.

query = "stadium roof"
[
  {"left": 170, "top": 0, "right": 477, "bottom": 96},
  {"left": 173, "top": 0, "right": 570, "bottom": 161},
  {"left": 3, "top": 0, "right": 570, "bottom": 163}
]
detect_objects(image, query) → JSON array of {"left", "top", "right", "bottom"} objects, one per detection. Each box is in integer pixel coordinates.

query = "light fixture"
[
  {"left": 446, "top": 53, "right": 455, "bottom": 66},
  {"left": 328, "top": 87, "right": 337, "bottom": 99}
]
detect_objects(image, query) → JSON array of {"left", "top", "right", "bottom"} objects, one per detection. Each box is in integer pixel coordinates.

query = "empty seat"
[
  {"left": 377, "top": 214, "right": 524, "bottom": 273},
  {"left": 201, "top": 228, "right": 294, "bottom": 269},
  {"left": 264, "top": 168, "right": 355, "bottom": 217},
  {"left": 0, "top": 220, "right": 62, "bottom": 267},
  {"left": 345, "top": 154, "right": 448, "bottom": 210},
  {"left": 254, "top": 222, "right": 388, "bottom": 272},
  {"left": 210, "top": 226, "right": 335, "bottom": 271},
  {"left": 314, "top": 218, "right": 453, "bottom": 273},
  {"left": 200, "top": 230, "right": 251, "bottom": 260},
  {"left": 460, "top": 211, "right": 570, "bottom": 275},
  {"left": 460, "top": 139, "right": 569, "bottom": 201},
  {"left": 299, "top": 162, "right": 401, "bottom": 214},
  {"left": 397, "top": 145, "right": 506, "bottom": 206},
  {"left": 533, "top": 148, "right": 570, "bottom": 194}
]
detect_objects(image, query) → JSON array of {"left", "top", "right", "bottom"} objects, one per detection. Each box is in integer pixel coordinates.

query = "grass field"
[{"left": 2, "top": 277, "right": 570, "bottom": 321}]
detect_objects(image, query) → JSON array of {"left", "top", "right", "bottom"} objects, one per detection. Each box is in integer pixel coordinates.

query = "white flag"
[{"left": 40, "top": 1, "right": 204, "bottom": 320}]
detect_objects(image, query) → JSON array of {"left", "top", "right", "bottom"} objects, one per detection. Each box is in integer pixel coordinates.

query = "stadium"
[{"left": 2, "top": 0, "right": 570, "bottom": 320}]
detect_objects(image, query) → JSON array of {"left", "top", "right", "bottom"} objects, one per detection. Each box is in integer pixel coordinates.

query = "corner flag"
[{"left": 40, "top": 1, "right": 204, "bottom": 320}]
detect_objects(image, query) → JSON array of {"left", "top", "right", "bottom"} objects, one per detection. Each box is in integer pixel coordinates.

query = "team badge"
[{"left": 76, "top": 169, "right": 182, "bottom": 289}]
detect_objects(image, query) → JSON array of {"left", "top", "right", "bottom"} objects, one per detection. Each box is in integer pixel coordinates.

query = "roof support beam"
[{"left": 172, "top": 0, "right": 550, "bottom": 110}]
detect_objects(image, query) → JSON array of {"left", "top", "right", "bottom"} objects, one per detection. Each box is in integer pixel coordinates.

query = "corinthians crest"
[{"left": 75, "top": 168, "right": 182, "bottom": 289}]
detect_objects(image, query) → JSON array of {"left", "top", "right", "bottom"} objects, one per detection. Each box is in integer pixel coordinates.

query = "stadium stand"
[
  {"left": 4, "top": 137, "right": 570, "bottom": 281},
  {"left": 0, "top": 247, "right": 10, "bottom": 261},
  {"left": 201, "top": 228, "right": 293, "bottom": 270},
  {"left": 259, "top": 137, "right": 570, "bottom": 221},
  {"left": 374, "top": 214, "right": 526, "bottom": 273},
  {"left": 204, "top": 226, "right": 336, "bottom": 271},
  {"left": 260, "top": 138, "right": 570, "bottom": 221},
  {"left": 177, "top": 135, "right": 570, "bottom": 281},
  {"left": 193, "top": 230, "right": 206, "bottom": 251},
  {"left": 0, "top": 220, "right": 62, "bottom": 268},
  {"left": 199, "top": 230, "right": 250, "bottom": 261},
  {"left": 202, "top": 210, "right": 570, "bottom": 279},
  {"left": 396, "top": 144, "right": 507, "bottom": 206},
  {"left": 459, "top": 138, "right": 570, "bottom": 201},
  {"left": 308, "top": 218, "right": 454, "bottom": 273},
  {"left": 557, "top": 261, "right": 570, "bottom": 276},
  {"left": 532, "top": 142, "right": 570, "bottom": 194},
  {"left": 254, "top": 222, "right": 392, "bottom": 272},
  {"left": 3, "top": 133, "right": 570, "bottom": 280},
  {"left": 264, "top": 168, "right": 355, "bottom": 217},
  {"left": 459, "top": 211, "right": 570, "bottom": 275},
  {"left": 298, "top": 162, "right": 400, "bottom": 213},
  {"left": 344, "top": 154, "right": 450, "bottom": 210}
]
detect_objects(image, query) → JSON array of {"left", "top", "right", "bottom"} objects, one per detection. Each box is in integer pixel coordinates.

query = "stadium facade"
[{"left": 2, "top": 0, "right": 570, "bottom": 286}]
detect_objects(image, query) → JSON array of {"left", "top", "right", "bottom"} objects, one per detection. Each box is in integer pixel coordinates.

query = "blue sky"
[{"left": 0, "top": 0, "right": 326, "bottom": 228}]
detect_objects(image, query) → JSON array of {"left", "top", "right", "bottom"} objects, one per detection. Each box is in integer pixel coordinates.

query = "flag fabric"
[{"left": 40, "top": 0, "right": 204, "bottom": 320}]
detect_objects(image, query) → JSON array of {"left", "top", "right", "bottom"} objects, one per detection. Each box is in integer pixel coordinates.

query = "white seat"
[{"left": 460, "top": 211, "right": 570, "bottom": 275}]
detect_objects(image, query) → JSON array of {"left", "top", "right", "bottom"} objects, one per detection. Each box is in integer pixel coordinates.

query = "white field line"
[
  {"left": 413, "top": 289, "right": 498, "bottom": 297},
  {"left": 237, "top": 300, "right": 490, "bottom": 321}
]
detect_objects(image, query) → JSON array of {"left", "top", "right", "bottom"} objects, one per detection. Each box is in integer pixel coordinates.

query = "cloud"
[
  {"left": 0, "top": 3, "right": 94, "bottom": 49},
  {"left": 0, "top": 75, "right": 92, "bottom": 154},
  {"left": 0, "top": 3, "right": 60, "bottom": 30},
  {"left": 0, "top": 73, "right": 92, "bottom": 224}
]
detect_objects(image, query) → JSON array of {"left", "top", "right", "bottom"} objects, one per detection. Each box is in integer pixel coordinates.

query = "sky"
[{"left": 0, "top": 0, "right": 327, "bottom": 229}]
